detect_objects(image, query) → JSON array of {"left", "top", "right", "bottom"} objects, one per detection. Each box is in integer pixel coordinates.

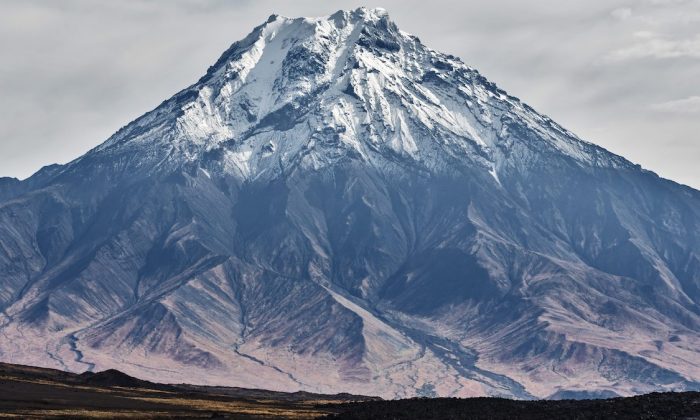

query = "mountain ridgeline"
[{"left": 1, "top": 8, "right": 699, "bottom": 399}]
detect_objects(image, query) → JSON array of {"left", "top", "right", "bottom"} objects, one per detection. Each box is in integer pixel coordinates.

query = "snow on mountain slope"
[
  {"left": 76, "top": 7, "right": 630, "bottom": 183},
  {"left": 0, "top": 8, "right": 699, "bottom": 399}
]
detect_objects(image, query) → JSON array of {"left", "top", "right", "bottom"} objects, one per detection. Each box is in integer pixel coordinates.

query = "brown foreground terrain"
[
  {"left": 1, "top": 362, "right": 699, "bottom": 419},
  {"left": 0, "top": 362, "right": 372, "bottom": 418}
]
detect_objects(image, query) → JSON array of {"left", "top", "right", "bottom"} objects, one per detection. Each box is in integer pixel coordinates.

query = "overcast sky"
[{"left": 1, "top": 0, "right": 699, "bottom": 188}]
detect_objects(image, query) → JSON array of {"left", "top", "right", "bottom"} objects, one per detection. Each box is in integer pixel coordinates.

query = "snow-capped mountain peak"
[{"left": 86, "top": 8, "right": 629, "bottom": 183}]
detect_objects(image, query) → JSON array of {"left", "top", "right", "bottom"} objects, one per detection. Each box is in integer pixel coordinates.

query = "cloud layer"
[{"left": 1, "top": 0, "right": 699, "bottom": 188}]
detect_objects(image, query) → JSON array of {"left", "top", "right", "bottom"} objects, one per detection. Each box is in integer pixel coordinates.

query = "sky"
[{"left": 1, "top": 0, "right": 699, "bottom": 188}]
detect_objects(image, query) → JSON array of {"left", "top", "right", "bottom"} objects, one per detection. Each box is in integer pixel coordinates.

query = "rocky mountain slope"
[{"left": 1, "top": 7, "right": 699, "bottom": 399}]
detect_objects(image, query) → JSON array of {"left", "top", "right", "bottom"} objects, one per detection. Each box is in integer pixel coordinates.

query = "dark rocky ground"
[
  {"left": 1, "top": 362, "right": 698, "bottom": 419},
  {"left": 322, "top": 392, "right": 700, "bottom": 419}
]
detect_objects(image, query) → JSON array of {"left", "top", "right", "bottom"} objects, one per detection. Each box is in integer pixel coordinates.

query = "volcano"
[{"left": 1, "top": 8, "right": 699, "bottom": 399}]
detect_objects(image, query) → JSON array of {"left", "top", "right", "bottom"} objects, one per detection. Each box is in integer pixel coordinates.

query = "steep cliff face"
[{"left": 1, "top": 8, "right": 699, "bottom": 399}]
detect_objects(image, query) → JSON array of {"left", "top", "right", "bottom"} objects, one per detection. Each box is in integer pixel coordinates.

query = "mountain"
[{"left": 1, "top": 7, "right": 699, "bottom": 399}]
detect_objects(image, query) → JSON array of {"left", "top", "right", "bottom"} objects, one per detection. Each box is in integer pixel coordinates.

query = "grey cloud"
[
  {"left": 651, "top": 96, "right": 700, "bottom": 113},
  {"left": 611, "top": 7, "right": 634, "bottom": 20},
  {"left": 607, "top": 34, "right": 700, "bottom": 60}
]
